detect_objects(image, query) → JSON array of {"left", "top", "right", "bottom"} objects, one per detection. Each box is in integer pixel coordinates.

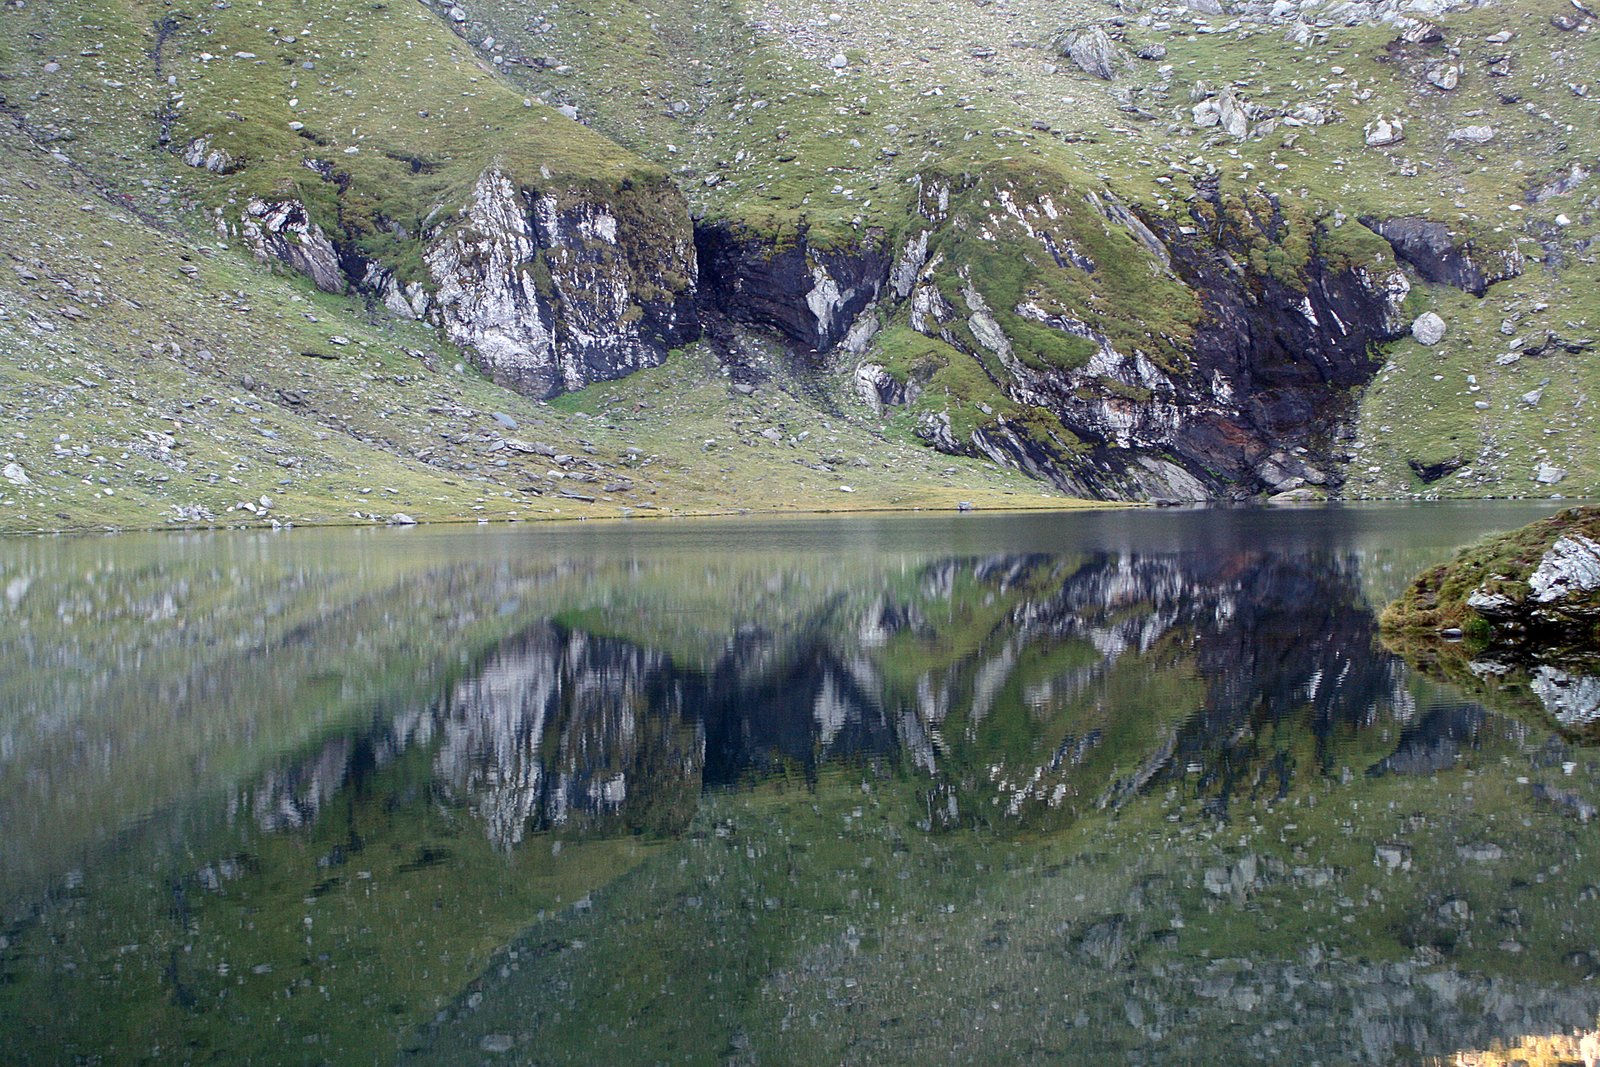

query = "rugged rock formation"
[
  {"left": 1359, "top": 215, "right": 1524, "bottom": 296},
  {"left": 426, "top": 169, "right": 699, "bottom": 398},
  {"left": 694, "top": 221, "right": 892, "bottom": 353},
  {"left": 233, "top": 171, "right": 699, "bottom": 399},
  {"left": 855, "top": 172, "right": 1413, "bottom": 501},
  {"left": 1467, "top": 532, "right": 1600, "bottom": 633},
  {"left": 1058, "top": 26, "right": 1128, "bottom": 81},
  {"left": 1132, "top": 199, "right": 1411, "bottom": 496},
  {"left": 238, "top": 199, "right": 347, "bottom": 295},
  {"left": 1382, "top": 507, "right": 1600, "bottom": 737}
]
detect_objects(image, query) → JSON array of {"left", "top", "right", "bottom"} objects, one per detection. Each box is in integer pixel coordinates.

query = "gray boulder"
[
  {"left": 1446, "top": 125, "right": 1496, "bottom": 145},
  {"left": 1411, "top": 312, "right": 1446, "bottom": 346},
  {"left": 1364, "top": 115, "right": 1405, "bottom": 146},
  {"left": 1424, "top": 61, "right": 1460, "bottom": 90},
  {"left": 1061, "top": 26, "right": 1126, "bottom": 80}
]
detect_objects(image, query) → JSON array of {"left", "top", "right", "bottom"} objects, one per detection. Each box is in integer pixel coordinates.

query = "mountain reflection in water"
[
  {"left": 259, "top": 545, "right": 1535, "bottom": 854},
  {"left": 1, "top": 505, "right": 1598, "bottom": 1066}
]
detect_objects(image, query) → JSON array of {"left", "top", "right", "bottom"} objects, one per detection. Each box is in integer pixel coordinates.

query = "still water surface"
[{"left": 2, "top": 503, "right": 1599, "bottom": 1065}]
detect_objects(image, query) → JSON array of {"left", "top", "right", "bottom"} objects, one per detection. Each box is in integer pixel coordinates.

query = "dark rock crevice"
[
  {"left": 1358, "top": 215, "right": 1524, "bottom": 296},
  {"left": 693, "top": 220, "right": 891, "bottom": 355}
]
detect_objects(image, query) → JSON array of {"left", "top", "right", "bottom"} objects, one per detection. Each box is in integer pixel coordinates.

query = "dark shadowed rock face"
[
  {"left": 904, "top": 180, "right": 1411, "bottom": 501},
  {"left": 846, "top": 175, "right": 1418, "bottom": 502},
  {"left": 1359, "top": 215, "right": 1524, "bottom": 296},
  {"left": 1126, "top": 203, "right": 1412, "bottom": 497},
  {"left": 1409, "top": 456, "right": 1467, "bottom": 483},
  {"left": 694, "top": 221, "right": 891, "bottom": 353}
]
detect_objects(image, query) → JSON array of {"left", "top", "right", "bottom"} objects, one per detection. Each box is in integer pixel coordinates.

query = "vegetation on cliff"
[
  {"left": 1382, "top": 506, "right": 1600, "bottom": 639},
  {"left": 2, "top": 0, "right": 1600, "bottom": 525}
]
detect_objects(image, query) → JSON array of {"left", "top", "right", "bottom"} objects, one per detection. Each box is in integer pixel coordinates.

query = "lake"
[{"left": 2, "top": 503, "right": 1598, "bottom": 1065}]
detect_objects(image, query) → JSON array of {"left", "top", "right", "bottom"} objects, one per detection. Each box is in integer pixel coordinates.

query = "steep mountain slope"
[
  {"left": 0, "top": 2, "right": 1062, "bottom": 531},
  {"left": 2, "top": 0, "right": 1598, "bottom": 526},
  {"left": 456, "top": 0, "right": 1600, "bottom": 499}
]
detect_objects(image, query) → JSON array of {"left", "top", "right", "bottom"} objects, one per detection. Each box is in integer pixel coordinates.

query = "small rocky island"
[{"left": 1382, "top": 507, "right": 1600, "bottom": 737}]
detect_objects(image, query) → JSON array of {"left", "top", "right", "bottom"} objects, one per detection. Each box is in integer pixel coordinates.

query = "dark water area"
[{"left": 2, "top": 503, "right": 1598, "bottom": 1065}]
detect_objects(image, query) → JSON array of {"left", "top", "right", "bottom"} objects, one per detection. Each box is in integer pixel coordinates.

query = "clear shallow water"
[{"left": 2, "top": 503, "right": 1598, "bottom": 1065}]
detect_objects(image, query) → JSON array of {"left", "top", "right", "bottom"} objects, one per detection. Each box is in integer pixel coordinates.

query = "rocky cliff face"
[
  {"left": 838, "top": 171, "right": 1415, "bottom": 501},
  {"left": 229, "top": 157, "right": 1418, "bottom": 501},
  {"left": 427, "top": 170, "right": 700, "bottom": 398},
  {"left": 232, "top": 169, "right": 699, "bottom": 400},
  {"left": 694, "top": 221, "right": 891, "bottom": 354},
  {"left": 1133, "top": 195, "right": 1414, "bottom": 498}
]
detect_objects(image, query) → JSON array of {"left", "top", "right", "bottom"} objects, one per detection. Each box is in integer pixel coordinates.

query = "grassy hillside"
[
  {"left": 464, "top": 0, "right": 1600, "bottom": 499},
  {"left": 2, "top": 0, "right": 1599, "bottom": 516},
  {"left": 0, "top": 122, "right": 1070, "bottom": 532}
]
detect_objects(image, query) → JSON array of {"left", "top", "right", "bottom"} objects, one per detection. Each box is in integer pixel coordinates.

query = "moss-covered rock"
[
  {"left": 1382, "top": 506, "right": 1600, "bottom": 645},
  {"left": 1382, "top": 507, "right": 1600, "bottom": 740}
]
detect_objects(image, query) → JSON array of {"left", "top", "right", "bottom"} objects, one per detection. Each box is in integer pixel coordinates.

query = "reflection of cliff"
[
  {"left": 428, "top": 624, "right": 704, "bottom": 846},
  {"left": 248, "top": 623, "right": 706, "bottom": 849},
  {"left": 884, "top": 549, "right": 1526, "bottom": 823},
  {"left": 1161, "top": 552, "right": 1526, "bottom": 813},
  {"left": 247, "top": 546, "right": 1510, "bottom": 846}
]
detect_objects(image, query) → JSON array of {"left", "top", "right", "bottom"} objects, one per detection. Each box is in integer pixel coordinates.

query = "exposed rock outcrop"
[
  {"left": 1118, "top": 202, "right": 1410, "bottom": 498},
  {"left": 426, "top": 169, "right": 699, "bottom": 398},
  {"left": 694, "top": 221, "right": 891, "bottom": 353},
  {"left": 843, "top": 173, "right": 1413, "bottom": 502},
  {"left": 234, "top": 170, "right": 699, "bottom": 399},
  {"left": 239, "top": 199, "right": 347, "bottom": 294},
  {"left": 1058, "top": 26, "right": 1128, "bottom": 80},
  {"left": 1383, "top": 507, "right": 1600, "bottom": 738},
  {"left": 1385, "top": 506, "right": 1600, "bottom": 644},
  {"left": 1359, "top": 215, "right": 1524, "bottom": 296}
]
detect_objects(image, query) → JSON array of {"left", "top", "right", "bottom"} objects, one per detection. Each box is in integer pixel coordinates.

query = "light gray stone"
[
  {"left": 1535, "top": 462, "right": 1569, "bottom": 485},
  {"left": 1529, "top": 535, "right": 1600, "bottom": 602},
  {"left": 1411, "top": 312, "right": 1446, "bottom": 346},
  {"left": 1364, "top": 115, "right": 1404, "bottom": 146},
  {"left": 1062, "top": 26, "right": 1126, "bottom": 80}
]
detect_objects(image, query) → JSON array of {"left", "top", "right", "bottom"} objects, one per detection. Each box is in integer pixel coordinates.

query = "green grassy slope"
[
  {"left": 0, "top": 117, "right": 1071, "bottom": 531},
  {"left": 3, "top": 0, "right": 1598, "bottom": 513},
  {"left": 463, "top": 0, "right": 1600, "bottom": 499}
]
